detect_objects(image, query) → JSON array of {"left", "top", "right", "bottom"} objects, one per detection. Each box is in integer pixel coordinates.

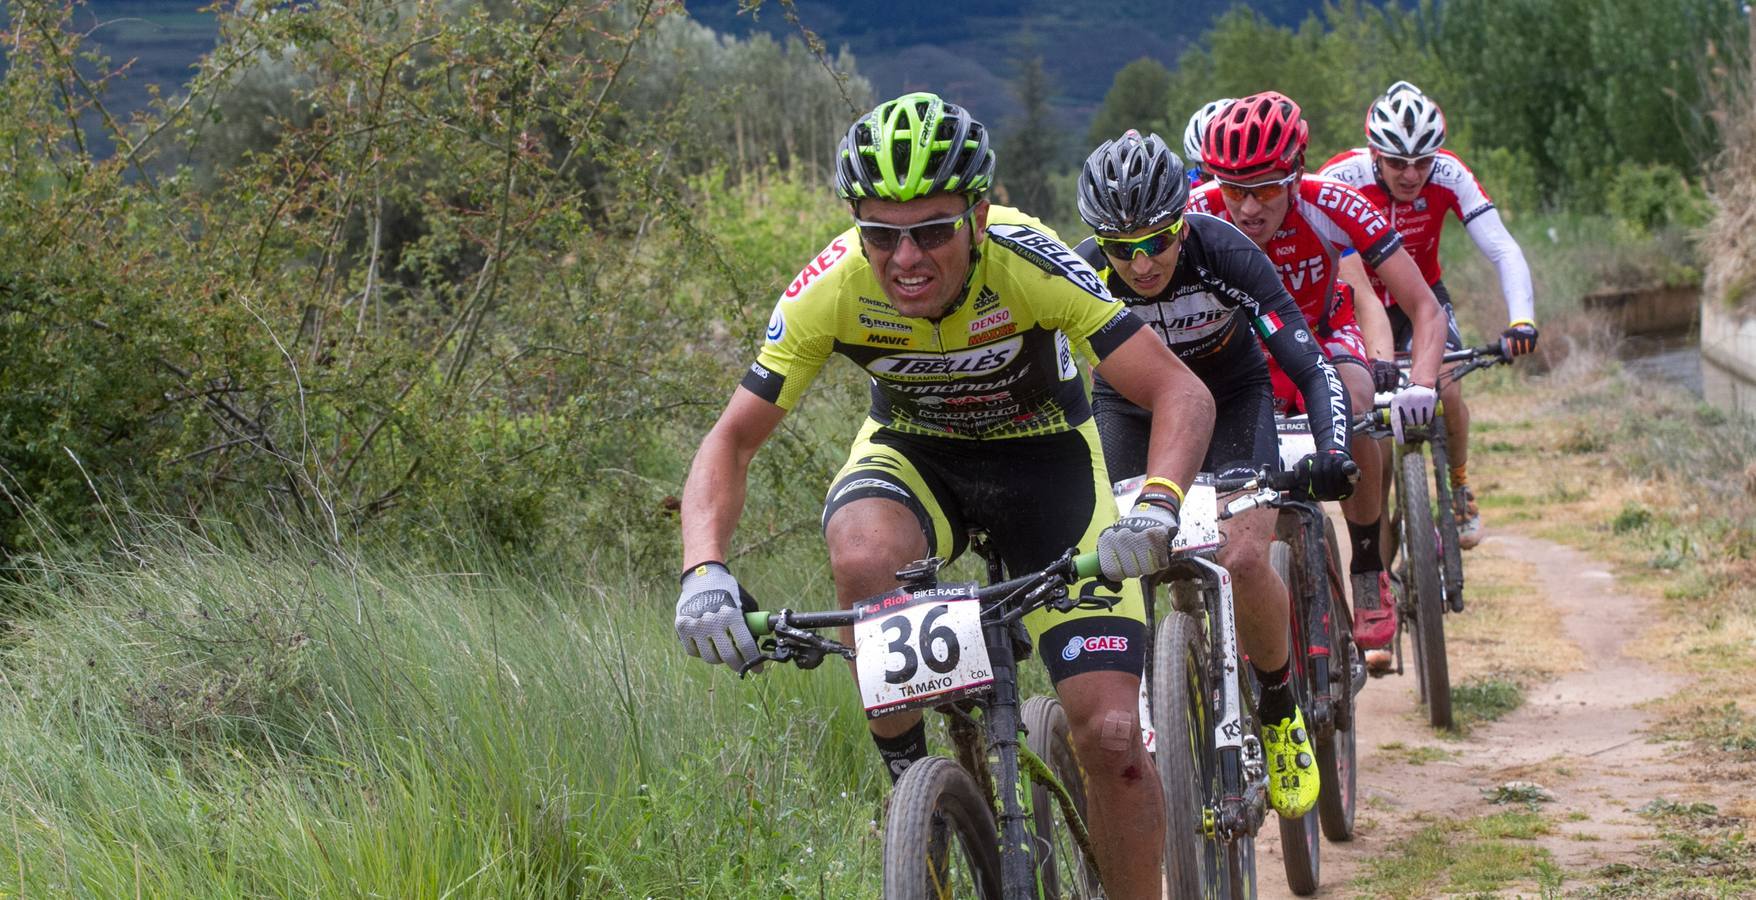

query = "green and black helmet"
[{"left": 834, "top": 92, "right": 995, "bottom": 203}]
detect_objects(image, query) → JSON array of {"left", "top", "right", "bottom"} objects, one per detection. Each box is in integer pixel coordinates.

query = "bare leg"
[
  {"left": 1220, "top": 506, "right": 1287, "bottom": 670},
  {"left": 1057, "top": 670, "right": 1165, "bottom": 900},
  {"left": 1336, "top": 364, "right": 1383, "bottom": 531},
  {"left": 1441, "top": 369, "right": 1468, "bottom": 478},
  {"left": 826, "top": 497, "right": 929, "bottom": 739}
]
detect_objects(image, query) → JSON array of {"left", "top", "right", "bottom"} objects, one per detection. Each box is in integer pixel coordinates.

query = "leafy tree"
[
  {"left": 999, "top": 56, "right": 1060, "bottom": 220},
  {"left": 1087, "top": 57, "right": 1173, "bottom": 145}
]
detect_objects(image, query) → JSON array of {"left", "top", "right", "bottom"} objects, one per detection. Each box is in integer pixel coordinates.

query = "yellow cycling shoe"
[{"left": 1262, "top": 707, "right": 1320, "bottom": 818}]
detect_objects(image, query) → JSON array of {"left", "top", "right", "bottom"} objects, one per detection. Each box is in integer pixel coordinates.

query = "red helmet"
[{"left": 1202, "top": 91, "right": 1309, "bottom": 181}]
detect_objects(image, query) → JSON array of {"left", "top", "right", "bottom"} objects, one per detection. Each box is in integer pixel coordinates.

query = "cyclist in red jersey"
[
  {"left": 1190, "top": 90, "right": 1448, "bottom": 659},
  {"left": 1320, "top": 81, "right": 1539, "bottom": 552}
]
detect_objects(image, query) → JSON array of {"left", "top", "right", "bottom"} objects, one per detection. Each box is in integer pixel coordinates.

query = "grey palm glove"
[
  {"left": 1097, "top": 490, "right": 1181, "bottom": 581},
  {"left": 1390, "top": 383, "right": 1437, "bottom": 444},
  {"left": 675, "top": 561, "right": 761, "bottom": 670}
]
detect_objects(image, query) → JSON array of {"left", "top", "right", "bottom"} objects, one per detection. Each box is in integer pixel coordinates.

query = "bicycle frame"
[
  {"left": 1155, "top": 553, "right": 1267, "bottom": 842},
  {"left": 745, "top": 547, "right": 1106, "bottom": 899},
  {"left": 964, "top": 541, "right": 1100, "bottom": 898}
]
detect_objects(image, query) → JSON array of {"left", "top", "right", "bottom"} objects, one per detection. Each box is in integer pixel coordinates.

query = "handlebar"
[{"left": 743, "top": 550, "right": 1103, "bottom": 639}]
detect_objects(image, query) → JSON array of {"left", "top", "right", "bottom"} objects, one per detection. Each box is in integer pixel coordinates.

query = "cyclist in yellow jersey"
[{"left": 674, "top": 92, "right": 1215, "bottom": 898}]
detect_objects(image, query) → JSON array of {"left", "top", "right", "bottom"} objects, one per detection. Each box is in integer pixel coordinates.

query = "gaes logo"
[
  {"left": 766, "top": 307, "right": 785, "bottom": 342},
  {"left": 1061, "top": 634, "right": 1130, "bottom": 661},
  {"left": 783, "top": 237, "right": 851, "bottom": 299}
]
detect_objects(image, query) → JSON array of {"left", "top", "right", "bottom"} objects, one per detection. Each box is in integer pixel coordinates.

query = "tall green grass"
[{"left": 0, "top": 525, "right": 889, "bottom": 897}]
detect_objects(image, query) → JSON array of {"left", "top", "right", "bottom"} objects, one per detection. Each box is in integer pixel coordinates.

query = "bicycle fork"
[{"left": 1193, "top": 556, "right": 1268, "bottom": 842}]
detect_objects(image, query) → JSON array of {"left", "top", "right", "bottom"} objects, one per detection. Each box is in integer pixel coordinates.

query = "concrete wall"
[
  {"left": 1701, "top": 299, "right": 1756, "bottom": 419},
  {"left": 1583, "top": 285, "right": 1700, "bottom": 335}
]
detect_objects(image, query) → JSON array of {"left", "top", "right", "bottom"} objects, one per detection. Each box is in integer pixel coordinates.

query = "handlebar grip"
[
  {"left": 744, "top": 611, "right": 773, "bottom": 636},
  {"left": 1073, "top": 552, "right": 1102, "bottom": 580}
]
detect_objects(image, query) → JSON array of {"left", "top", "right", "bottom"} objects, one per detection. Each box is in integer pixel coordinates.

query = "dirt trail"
[{"left": 1253, "top": 527, "right": 1711, "bottom": 898}]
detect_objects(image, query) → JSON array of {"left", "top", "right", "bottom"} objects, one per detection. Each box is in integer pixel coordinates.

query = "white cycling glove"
[
  {"left": 1096, "top": 489, "right": 1181, "bottom": 580},
  {"left": 1390, "top": 383, "right": 1438, "bottom": 444},
  {"left": 674, "top": 562, "right": 762, "bottom": 670}
]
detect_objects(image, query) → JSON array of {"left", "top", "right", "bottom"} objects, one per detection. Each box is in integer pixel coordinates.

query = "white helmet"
[
  {"left": 1183, "top": 98, "right": 1233, "bottom": 164},
  {"left": 1365, "top": 80, "right": 1446, "bottom": 157}
]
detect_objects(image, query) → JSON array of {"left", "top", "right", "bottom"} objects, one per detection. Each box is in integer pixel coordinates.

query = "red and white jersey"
[
  {"left": 1188, "top": 175, "right": 1403, "bottom": 334},
  {"left": 1320, "top": 148, "right": 1534, "bottom": 322}
]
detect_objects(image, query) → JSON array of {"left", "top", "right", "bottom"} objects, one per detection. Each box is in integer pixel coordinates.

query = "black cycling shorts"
[
  {"left": 1092, "top": 371, "right": 1279, "bottom": 484},
  {"left": 1389, "top": 279, "right": 1465, "bottom": 353},
  {"left": 821, "top": 418, "right": 1146, "bottom": 685}
]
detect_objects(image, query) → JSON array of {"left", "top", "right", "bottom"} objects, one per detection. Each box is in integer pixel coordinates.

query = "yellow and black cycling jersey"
[{"left": 738, "top": 207, "right": 1143, "bottom": 440}]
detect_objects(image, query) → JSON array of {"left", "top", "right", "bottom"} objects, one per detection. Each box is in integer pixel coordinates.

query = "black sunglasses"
[{"left": 853, "top": 208, "right": 971, "bottom": 252}]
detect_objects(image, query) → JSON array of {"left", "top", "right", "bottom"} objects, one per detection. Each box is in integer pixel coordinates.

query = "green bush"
[{"left": 1606, "top": 163, "right": 1712, "bottom": 235}]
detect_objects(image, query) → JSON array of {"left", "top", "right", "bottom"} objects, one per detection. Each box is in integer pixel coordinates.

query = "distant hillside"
[
  {"left": 687, "top": 0, "right": 1345, "bottom": 140},
  {"left": 60, "top": 1, "right": 1345, "bottom": 158}
]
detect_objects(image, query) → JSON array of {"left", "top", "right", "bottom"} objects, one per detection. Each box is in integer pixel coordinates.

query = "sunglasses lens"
[
  {"left": 911, "top": 222, "right": 959, "bottom": 250},
  {"left": 859, "top": 225, "right": 901, "bottom": 251},
  {"left": 1219, "top": 177, "right": 1293, "bottom": 203}
]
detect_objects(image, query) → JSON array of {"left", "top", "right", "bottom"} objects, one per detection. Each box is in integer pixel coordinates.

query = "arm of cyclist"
[
  {"left": 1375, "top": 249, "right": 1445, "bottom": 439},
  {"left": 675, "top": 387, "right": 787, "bottom": 669},
  {"left": 1091, "top": 329, "right": 1216, "bottom": 578},
  {"left": 1339, "top": 251, "right": 1400, "bottom": 391},
  {"left": 1462, "top": 207, "right": 1538, "bottom": 356}
]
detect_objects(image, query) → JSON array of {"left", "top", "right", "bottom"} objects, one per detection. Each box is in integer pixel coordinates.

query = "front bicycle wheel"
[
  {"left": 1023, "top": 696, "right": 1101, "bottom": 898},
  {"left": 1399, "top": 450, "right": 1453, "bottom": 730},
  {"left": 1152, "top": 610, "right": 1225, "bottom": 900},
  {"left": 1269, "top": 540, "right": 1321, "bottom": 896},
  {"left": 1316, "top": 523, "right": 1358, "bottom": 843},
  {"left": 883, "top": 756, "right": 1004, "bottom": 900},
  {"left": 1430, "top": 426, "right": 1466, "bottom": 612}
]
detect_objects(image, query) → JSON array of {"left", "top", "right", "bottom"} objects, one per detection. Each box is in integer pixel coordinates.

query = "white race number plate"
[
  {"left": 854, "top": 586, "right": 994, "bottom": 718},
  {"left": 1112, "top": 475, "right": 1222, "bottom": 552},
  {"left": 1275, "top": 414, "right": 1317, "bottom": 471}
]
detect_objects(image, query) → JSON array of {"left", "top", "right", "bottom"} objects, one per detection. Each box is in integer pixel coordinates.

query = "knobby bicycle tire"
[
  {"left": 1152, "top": 610, "right": 1225, "bottom": 900},
  {"left": 1022, "top": 696, "right": 1102, "bottom": 899},
  {"left": 1429, "top": 427, "right": 1466, "bottom": 611},
  {"left": 1315, "top": 523, "right": 1357, "bottom": 843},
  {"left": 1399, "top": 450, "right": 1453, "bottom": 730},
  {"left": 1269, "top": 541, "right": 1321, "bottom": 896},
  {"left": 883, "top": 756, "right": 1004, "bottom": 900}
]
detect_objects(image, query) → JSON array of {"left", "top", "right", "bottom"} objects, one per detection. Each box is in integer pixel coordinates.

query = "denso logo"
[
  {"left": 867, "top": 337, "right": 1022, "bottom": 380},
  {"left": 1060, "top": 635, "right": 1130, "bottom": 661},
  {"left": 968, "top": 309, "right": 1012, "bottom": 333},
  {"left": 784, "top": 237, "right": 851, "bottom": 299}
]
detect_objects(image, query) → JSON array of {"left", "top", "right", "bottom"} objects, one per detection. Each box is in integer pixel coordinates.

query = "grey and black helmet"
[{"left": 1077, "top": 130, "right": 1189, "bottom": 234}]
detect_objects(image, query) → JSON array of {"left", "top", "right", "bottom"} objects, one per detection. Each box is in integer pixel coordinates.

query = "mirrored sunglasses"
[
  {"left": 1216, "top": 171, "right": 1301, "bottom": 204},
  {"left": 853, "top": 209, "right": 970, "bottom": 252},
  {"left": 1095, "top": 218, "right": 1186, "bottom": 260}
]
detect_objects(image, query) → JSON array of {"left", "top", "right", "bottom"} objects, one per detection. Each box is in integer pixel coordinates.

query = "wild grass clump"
[{"left": 0, "top": 523, "right": 886, "bottom": 897}]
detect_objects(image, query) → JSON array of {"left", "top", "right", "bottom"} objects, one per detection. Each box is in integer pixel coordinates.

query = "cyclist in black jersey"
[
  {"left": 674, "top": 94, "right": 1216, "bottom": 898},
  {"left": 1076, "top": 129, "right": 1358, "bottom": 820}
]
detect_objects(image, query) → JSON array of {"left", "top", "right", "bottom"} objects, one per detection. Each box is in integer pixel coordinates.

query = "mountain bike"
[
  {"left": 1122, "top": 469, "right": 1319, "bottom": 900},
  {"left": 1270, "top": 416, "right": 1366, "bottom": 862},
  {"left": 1369, "top": 342, "right": 1511, "bottom": 729},
  {"left": 742, "top": 543, "right": 1110, "bottom": 899}
]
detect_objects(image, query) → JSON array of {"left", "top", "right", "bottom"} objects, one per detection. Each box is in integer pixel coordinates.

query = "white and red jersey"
[
  {"left": 1188, "top": 175, "right": 1403, "bottom": 335},
  {"left": 1319, "top": 147, "right": 1534, "bottom": 323}
]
